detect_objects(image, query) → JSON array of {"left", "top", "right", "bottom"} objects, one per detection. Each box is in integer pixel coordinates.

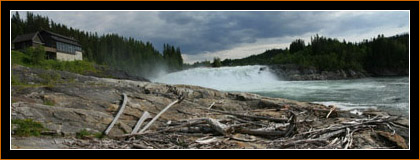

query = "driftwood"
[
  {"left": 104, "top": 93, "right": 128, "bottom": 135},
  {"left": 116, "top": 118, "right": 205, "bottom": 138},
  {"left": 66, "top": 92, "right": 407, "bottom": 149},
  {"left": 198, "top": 107, "right": 288, "bottom": 123},
  {"left": 326, "top": 105, "right": 337, "bottom": 118},
  {"left": 195, "top": 136, "right": 219, "bottom": 144},
  {"left": 138, "top": 96, "right": 184, "bottom": 134},
  {"left": 230, "top": 134, "right": 257, "bottom": 142},
  {"left": 237, "top": 113, "right": 296, "bottom": 137},
  {"left": 132, "top": 143, "right": 153, "bottom": 149},
  {"left": 278, "top": 138, "right": 329, "bottom": 148},
  {"left": 289, "top": 116, "right": 399, "bottom": 148},
  {"left": 131, "top": 111, "right": 152, "bottom": 134},
  {"left": 203, "top": 118, "right": 232, "bottom": 135},
  {"left": 207, "top": 102, "right": 216, "bottom": 109}
]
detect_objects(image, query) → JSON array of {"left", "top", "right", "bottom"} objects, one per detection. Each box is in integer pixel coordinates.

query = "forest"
[
  {"left": 11, "top": 12, "right": 183, "bottom": 78},
  {"left": 221, "top": 33, "right": 409, "bottom": 75}
]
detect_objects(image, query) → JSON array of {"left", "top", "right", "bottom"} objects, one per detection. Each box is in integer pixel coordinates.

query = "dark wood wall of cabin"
[{"left": 39, "top": 31, "right": 56, "bottom": 48}]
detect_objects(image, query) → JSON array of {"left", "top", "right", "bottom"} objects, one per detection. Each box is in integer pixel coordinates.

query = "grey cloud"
[{"left": 18, "top": 11, "right": 409, "bottom": 55}]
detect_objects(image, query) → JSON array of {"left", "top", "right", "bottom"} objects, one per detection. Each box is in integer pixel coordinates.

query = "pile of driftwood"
[{"left": 64, "top": 94, "right": 409, "bottom": 149}]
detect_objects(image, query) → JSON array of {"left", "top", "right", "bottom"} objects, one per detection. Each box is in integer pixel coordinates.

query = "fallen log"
[
  {"left": 238, "top": 128, "right": 289, "bottom": 136},
  {"left": 104, "top": 93, "right": 128, "bottom": 135},
  {"left": 198, "top": 107, "right": 289, "bottom": 123},
  {"left": 203, "top": 118, "right": 232, "bottom": 136}
]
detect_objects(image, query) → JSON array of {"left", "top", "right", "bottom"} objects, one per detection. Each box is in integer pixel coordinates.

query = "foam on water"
[{"left": 152, "top": 65, "right": 280, "bottom": 91}]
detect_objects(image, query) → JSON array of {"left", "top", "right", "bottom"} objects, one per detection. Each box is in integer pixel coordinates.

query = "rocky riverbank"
[
  {"left": 268, "top": 64, "right": 368, "bottom": 80},
  {"left": 11, "top": 65, "right": 409, "bottom": 149}
]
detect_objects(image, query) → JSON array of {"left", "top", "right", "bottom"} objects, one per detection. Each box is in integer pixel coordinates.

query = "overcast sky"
[{"left": 14, "top": 11, "right": 409, "bottom": 63}]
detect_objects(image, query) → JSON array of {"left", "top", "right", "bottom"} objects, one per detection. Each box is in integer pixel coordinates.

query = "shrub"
[
  {"left": 11, "top": 50, "right": 31, "bottom": 66},
  {"left": 23, "top": 46, "right": 46, "bottom": 65}
]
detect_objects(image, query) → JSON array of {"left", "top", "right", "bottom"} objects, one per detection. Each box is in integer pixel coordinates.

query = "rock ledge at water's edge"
[
  {"left": 268, "top": 64, "right": 368, "bottom": 80},
  {"left": 11, "top": 65, "right": 409, "bottom": 149}
]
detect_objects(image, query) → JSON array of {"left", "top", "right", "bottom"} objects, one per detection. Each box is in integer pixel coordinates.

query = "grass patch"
[
  {"left": 94, "top": 132, "right": 105, "bottom": 139},
  {"left": 75, "top": 129, "right": 91, "bottom": 139},
  {"left": 76, "top": 129, "right": 105, "bottom": 139},
  {"left": 12, "top": 50, "right": 100, "bottom": 75},
  {"left": 11, "top": 119, "right": 45, "bottom": 137},
  {"left": 43, "top": 99, "right": 55, "bottom": 106},
  {"left": 11, "top": 73, "right": 23, "bottom": 85},
  {"left": 38, "top": 72, "right": 61, "bottom": 87},
  {"left": 11, "top": 50, "right": 32, "bottom": 67},
  {"left": 40, "top": 60, "right": 98, "bottom": 75}
]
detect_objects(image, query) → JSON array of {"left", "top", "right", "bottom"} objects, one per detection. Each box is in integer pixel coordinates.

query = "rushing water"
[{"left": 153, "top": 65, "right": 409, "bottom": 116}]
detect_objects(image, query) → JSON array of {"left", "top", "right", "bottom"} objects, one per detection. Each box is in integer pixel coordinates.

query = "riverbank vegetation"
[{"left": 12, "top": 50, "right": 98, "bottom": 75}]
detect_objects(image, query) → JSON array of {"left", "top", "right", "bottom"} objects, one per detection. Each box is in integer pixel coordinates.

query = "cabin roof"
[
  {"left": 12, "top": 32, "right": 42, "bottom": 43},
  {"left": 12, "top": 30, "right": 82, "bottom": 47},
  {"left": 40, "top": 30, "right": 82, "bottom": 47}
]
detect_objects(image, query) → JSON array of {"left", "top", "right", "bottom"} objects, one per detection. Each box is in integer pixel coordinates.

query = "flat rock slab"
[{"left": 11, "top": 136, "right": 70, "bottom": 149}]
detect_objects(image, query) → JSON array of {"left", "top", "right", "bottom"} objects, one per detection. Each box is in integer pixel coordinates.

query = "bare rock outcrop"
[{"left": 11, "top": 65, "right": 409, "bottom": 149}]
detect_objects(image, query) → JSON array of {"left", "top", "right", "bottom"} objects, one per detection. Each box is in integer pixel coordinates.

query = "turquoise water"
[
  {"left": 153, "top": 65, "right": 409, "bottom": 116},
  {"left": 250, "top": 77, "right": 409, "bottom": 116}
]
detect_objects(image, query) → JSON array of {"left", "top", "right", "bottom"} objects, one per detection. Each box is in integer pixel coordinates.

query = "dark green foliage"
[
  {"left": 289, "top": 39, "right": 305, "bottom": 54},
  {"left": 12, "top": 119, "right": 45, "bottom": 137},
  {"left": 222, "top": 49, "right": 285, "bottom": 66},
  {"left": 183, "top": 60, "right": 212, "bottom": 69},
  {"left": 212, "top": 57, "right": 222, "bottom": 67},
  {"left": 11, "top": 12, "right": 184, "bottom": 78},
  {"left": 223, "top": 33, "right": 409, "bottom": 74},
  {"left": 163, "top": 44, "right": 183, "bottom": 71}
]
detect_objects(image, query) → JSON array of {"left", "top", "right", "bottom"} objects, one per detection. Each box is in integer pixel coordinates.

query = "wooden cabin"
[{"left": 12, "top": 30, "right": 83, "bottom": 61}]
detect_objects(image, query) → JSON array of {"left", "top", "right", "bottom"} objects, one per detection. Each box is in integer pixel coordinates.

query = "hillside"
[{"left": 220, "top": 34, "right": 409, "bottom": 79}]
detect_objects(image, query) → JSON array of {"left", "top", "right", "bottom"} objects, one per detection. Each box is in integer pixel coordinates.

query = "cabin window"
[{"left": 56, "top": 42, "right": 79, "bottom": 54}]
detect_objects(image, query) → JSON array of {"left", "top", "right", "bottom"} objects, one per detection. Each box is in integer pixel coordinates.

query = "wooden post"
[{"left": 104, "top": 93, "right": 128, "bottom": 135}]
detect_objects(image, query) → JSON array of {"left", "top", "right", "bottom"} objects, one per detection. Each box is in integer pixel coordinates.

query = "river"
[{"left": 152, "top": 65, "right": 410, "bottom": 116}]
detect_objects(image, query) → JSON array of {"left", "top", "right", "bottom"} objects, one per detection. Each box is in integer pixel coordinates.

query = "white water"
[
  {"left": 153, "top": 65, "right": 409, "bottom": 116},
  {"left": 153, "top": 65, "right": 280, "bottom": 91}
]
